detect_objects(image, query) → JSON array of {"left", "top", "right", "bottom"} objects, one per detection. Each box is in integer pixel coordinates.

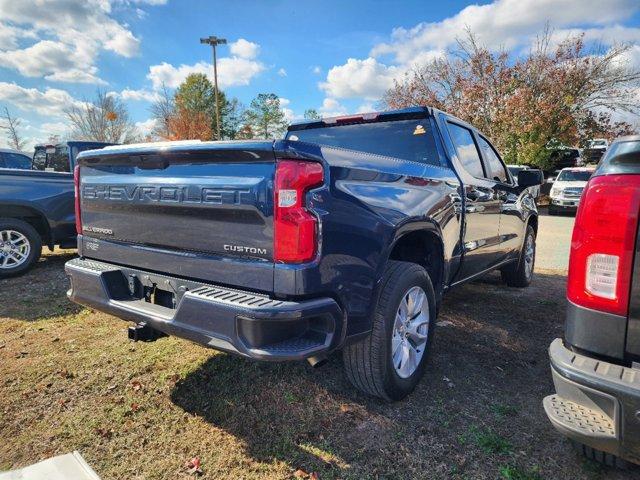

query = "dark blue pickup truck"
[
  {"left": 65, "top": 107, "right": 542, "bottom": 400},
  {"left": 0, "top": 141, "right": 113, "bottom": 277}
]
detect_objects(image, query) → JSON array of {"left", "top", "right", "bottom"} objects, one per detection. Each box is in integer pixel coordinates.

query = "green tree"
[
  {"left": 221, "top": 98, "right": 245, "bottom": 140},
  {"left": 174, "top": 73, "right": 228, "bottom": 140},
  {"left": 304, "top": 108, "right": 321, "bottom": 120},
  {"left": 244, "top": 93, "right": 289, "bottom": 139}
]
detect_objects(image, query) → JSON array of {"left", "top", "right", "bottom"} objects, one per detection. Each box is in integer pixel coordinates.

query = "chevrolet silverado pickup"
[
  {"left": 544, "top": 135, "right": 640, "bottom": 466},
  {"left": 65, "top": 107, "right": 542, "bottom": 400},
  {"left": 0, "top": 141, "right": 113, "bottom": 277}
]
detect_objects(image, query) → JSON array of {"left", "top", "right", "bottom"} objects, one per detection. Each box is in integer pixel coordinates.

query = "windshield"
[
  {"left": 287, "top": 119, "right": 442, "bottom": 166},
  {"left": 556, "top": 170, "right": 592, "bottom": 182}
]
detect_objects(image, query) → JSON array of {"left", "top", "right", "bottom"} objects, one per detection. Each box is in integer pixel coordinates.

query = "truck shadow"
[
  {"left": 169, "top": 270, "right": 601, "bottom": 478},
  {"left": 0, "top": 250, "right": 82, "bottom": 321}
]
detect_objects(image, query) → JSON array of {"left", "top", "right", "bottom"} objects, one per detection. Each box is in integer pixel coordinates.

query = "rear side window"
[
  {"left": 1, "top": 152, "right": 32, "bottom": 169},
  {"left": 478, "top": 136, "right": 508, "bottom": 182},
  {"left": 597, "top": 140, "right": 640, "bottom": 175},
  {"left": 447, "top": 122, "right": 484, "bottom": 178},
  {"left": 287, "top": 119, "right": 442, "bottom": 166}
]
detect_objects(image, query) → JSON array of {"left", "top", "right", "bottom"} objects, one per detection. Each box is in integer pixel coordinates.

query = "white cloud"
[
  {"left": 147, "top": 44, "right": 266, "bottom": 90},
  {"left": 135, "top": 118, "right": 158, "bottom": 137},
  {"left": 0, "top": 82, "right": 84, "bottom": 117},
  {"left": 0, "top": 0, "right": 143, "bottom": 84},
  {"left": 356, "top": 102, "right": 376, "bottom": 113},
  {"left": 109, "top": 88, "right": 159, "bottom": 102},
  {"left": 319, "top": 58, "right": 402, "bottom": 100},
  {"left": 312, "top": 66, "right": 322, "bottom": 75},
  {"left": 278, "top": 68, "right": 287, "bottom": 77},
  {"left": 318, "top": 98, "right": 348, "bottom": 117},
  {"left": 39, "top": 121, "right": 70, "bottom": 137},
  {"left": 0, "top": 23, "right": 36, "bottom": 50},
  {"left": 370, "top": 0, "right": 640, "bottom": 65},
  {"left": 229, "top": 38, "right": 260, "bottom": 59}
]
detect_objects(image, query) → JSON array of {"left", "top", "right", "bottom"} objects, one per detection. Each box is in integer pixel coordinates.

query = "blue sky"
[{"left": 0, "top": 0, "right": 639, "bottom": 149}]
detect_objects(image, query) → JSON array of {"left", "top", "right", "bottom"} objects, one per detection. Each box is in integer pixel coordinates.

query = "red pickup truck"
[{"left": 544, "top": 135, "right": 640, "bottom": 466}]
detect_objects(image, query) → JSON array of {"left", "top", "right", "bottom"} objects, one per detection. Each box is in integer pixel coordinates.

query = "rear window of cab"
[{"left": 286, "top": 119, "right": 442, "bottom": 167}]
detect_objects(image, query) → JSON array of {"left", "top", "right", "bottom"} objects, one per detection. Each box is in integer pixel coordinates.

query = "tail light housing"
[
  {"left": 567, "top": 174, "right": 640, "bottom": 316},
  {"left": 274, "top": 160, "right": 324, "bottom": 263},
  {"left": 74, "top": 164, "right": 82, "bottom": 235}
]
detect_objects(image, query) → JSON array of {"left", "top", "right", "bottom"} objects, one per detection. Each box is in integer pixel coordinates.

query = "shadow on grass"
[
  {"left": 0, "top": 250, "right": 82, "bottom": 321},
  {"left": 170, "top": 270, "right": 578, "bottom": 478}
]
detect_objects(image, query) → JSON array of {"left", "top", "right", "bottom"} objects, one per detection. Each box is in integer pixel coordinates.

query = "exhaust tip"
[{"left": 307, "top": 355, "right": 328, "bottom": 368}]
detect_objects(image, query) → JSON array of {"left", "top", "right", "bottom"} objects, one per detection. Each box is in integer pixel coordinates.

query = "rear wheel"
[
  {"left": 501, "top": 225, "right": 535, "bottom": 288},
  {"left": 343, "top": 260, "right": 436, "bottom": 401},
  {"left": 0, "top": 218, "right": 42, "bottom": 278}
]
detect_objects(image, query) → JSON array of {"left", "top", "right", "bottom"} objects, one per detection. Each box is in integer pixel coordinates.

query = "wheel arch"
[
  {"left": 385, "top": 221, "right": 447, "bottom": 302},
  {"left": 0, "top": 203, "right": 52, "bottom": 247}
]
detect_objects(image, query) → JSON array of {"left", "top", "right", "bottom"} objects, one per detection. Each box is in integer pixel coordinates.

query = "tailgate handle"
[{"left": 130, "top": 155, "right": 169, "bottom": 170}]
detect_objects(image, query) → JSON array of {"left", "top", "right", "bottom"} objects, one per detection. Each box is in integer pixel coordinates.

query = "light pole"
[{"left": 200, "top": 35, "right": 227, "bottom": 140}]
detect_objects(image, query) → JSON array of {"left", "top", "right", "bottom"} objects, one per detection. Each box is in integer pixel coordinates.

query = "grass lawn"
[{"left": 0, "top": 251, "right": 636, "bottom": 479}]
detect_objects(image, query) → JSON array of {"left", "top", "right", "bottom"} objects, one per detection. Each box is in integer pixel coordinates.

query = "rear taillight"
[
  {"left": 74, "top": 165, "right": 82, "bottom": 235},
  {"left": 567, "top": 175, "right": 640, "bottom": 316},
  {"left": 274, "top": 160, "right": 324, "bottom": 263}
]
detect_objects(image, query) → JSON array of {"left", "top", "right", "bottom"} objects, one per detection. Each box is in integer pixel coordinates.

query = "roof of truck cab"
[{"left": 76, "top": 139, "right": 276, "bottom": 160}]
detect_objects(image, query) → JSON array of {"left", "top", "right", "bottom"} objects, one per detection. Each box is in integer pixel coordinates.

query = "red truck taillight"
[
  {"left": 74, "top": 165, "right": 82, "bottom": 235},
  {"left": 274, "top": 159, "right": 324, "bottom": 263},
  {"left": 567, "top": 175, "right": 640, "bottom": 316}
]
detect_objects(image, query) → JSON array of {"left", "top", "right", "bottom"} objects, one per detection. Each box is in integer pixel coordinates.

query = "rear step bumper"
[
  {"left": 65, "top": 257, "right": 343, "bottom": 361},
  {"left": 544, "top": 338, "right": 640, "bottom": 465}
]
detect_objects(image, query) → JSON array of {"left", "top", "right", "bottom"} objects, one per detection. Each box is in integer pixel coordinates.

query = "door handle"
[
  {"left": 465, "top": 205, "right": 485, "bottom": 213},
  {"left": 466, "top": 188, "right": 492, "bottom": 201}
]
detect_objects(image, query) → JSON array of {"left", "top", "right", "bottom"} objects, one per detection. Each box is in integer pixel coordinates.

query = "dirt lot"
[{"left": 0, "top": 250, "right": 638, "bottom": 480}]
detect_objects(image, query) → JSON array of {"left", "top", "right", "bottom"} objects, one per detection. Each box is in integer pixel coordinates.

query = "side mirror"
[{"left": 518, "top": 169, "right": 543, "bottom": 188}]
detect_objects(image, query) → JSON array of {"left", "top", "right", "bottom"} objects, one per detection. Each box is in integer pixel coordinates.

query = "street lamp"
[{"left": 200, "top": 35, "right": 227, "bottom": 140}]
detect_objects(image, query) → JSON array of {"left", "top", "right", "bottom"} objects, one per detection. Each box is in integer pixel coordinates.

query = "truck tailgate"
[{"left": 77, "top": 143, "right": 276, "bottom": 290}]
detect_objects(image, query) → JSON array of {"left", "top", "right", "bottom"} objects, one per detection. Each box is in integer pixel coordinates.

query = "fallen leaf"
[
  {"left": 184, "top": 456, "right": 203, "bottom": 475},
  {"left": 130, "top": 380, "right": 142, "bottom": 391},
  {"left": 293, "top": 469, "right": 309, "bottom": 478},
  {"left": 95, "top": 427, "right": 113, "bottom": 439},
  {"left": 309, "top": 473, "right": 320, "bottom": 480},
  {"left": 130, "top": 402, "right": 140, "bottom": 412}
]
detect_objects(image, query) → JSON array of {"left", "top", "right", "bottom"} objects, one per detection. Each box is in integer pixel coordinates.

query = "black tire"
[
  {"left": 343, "top": 260, "right": 436, "bottom": 401},
  {"left": 0, "top": 218, "right": 42, "bottom": 279},
  {"left": 572, "top": 441, "right": 627, "bottom": 469},
  {"left": 501, "top": 225, "right": 536, "bottom": 288}
]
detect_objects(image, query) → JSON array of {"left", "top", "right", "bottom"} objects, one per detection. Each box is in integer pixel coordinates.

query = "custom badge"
[{"left": 413, "top": 124, "right": 426, "bottom": 135}]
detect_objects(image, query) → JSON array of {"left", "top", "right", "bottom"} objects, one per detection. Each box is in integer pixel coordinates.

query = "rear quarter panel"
[
  {"left": 0, "top": 170, "right": 75, "bottom": 244},
  {"left": 274, "top": 140, "right": 462, "bottom": 337}
]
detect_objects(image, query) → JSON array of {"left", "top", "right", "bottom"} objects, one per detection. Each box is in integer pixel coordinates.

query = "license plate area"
[{"left": 124, "top": 272, "right": 184, "bottom": 310}]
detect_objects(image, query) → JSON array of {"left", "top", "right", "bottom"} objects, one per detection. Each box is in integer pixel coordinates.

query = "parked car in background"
[
  {"left": 65, "top": 107, "right": 543, "bottom": 400},
  {"left": 0, "top": 141, "right": 114, "bottom": 277},
  {"left": 582, "top": 138, "right": 609, "bottom": 165},
  {"left": 547, "top": 147, "right": 582, "bottom": 173},
  {"left": 507, "top": 165, "right": 541, "bottom": 200},
  {"left": 0, "top": 148, "right": 32, "bottom": 170},
  {"left": 544, "top": 135, "right": 640, "bottom": 467},
  {"left": 548, "top": 167, "right": 595, "bottom": 215}
]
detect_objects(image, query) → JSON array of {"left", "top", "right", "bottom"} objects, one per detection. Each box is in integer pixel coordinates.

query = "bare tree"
[
  {"left": 66, "top": 90, "right": 140, "bottom": 144},
  {"left": 150, "top": 83, "right": 175, "bottom": 139},
  {"left": 0, "top": 107, "right": 26, "bottom": 151}
]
